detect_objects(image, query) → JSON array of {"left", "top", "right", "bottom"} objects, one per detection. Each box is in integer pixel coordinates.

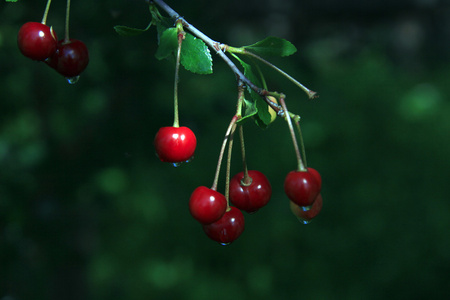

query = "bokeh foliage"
[{"left": 1, "top": 0, "right": 450, "bottom": 299}]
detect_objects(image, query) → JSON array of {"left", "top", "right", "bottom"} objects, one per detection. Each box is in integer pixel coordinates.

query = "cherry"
[
  {"left": 307, "top": 167, "right": 322, "bottom": 190},
  {"left": 290, "top": 193, "right": 323, "bottom": 224},
  {"left": 154, "top": 126, "right": 197, "bottom": 163},
  {"left": 189, "top": 186, "right": 227, "bottom": 225},
  {"left": 229, "top": 170, "right": 272, "bottom": 213},
  {"left": 46, "top": 39, "right": 89, "bottom": 77},
  {"left": 202, "top": 206, "right": 245, "bottom": 245},
  {"left": 17, "top": 22, "right": 58, "bottom": 61},
  {"left": 284, "top": 169, "right": 321, "bottom": 207}
]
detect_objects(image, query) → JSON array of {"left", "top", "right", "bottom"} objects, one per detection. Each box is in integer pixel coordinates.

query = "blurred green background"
[{"left": 1, "top": 0, "right": 450, "bottom": 299}]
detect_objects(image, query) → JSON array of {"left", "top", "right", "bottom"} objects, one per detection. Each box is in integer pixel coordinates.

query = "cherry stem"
[
  {"left": 242, "top": 50, "right": 317, "bottom": 99},
  {"left": 224, "top": 122, "right": 237, "bottom": 209},
  {"left": 293, "top": 117, "right": 308, "bottom": 168},
  {"left": 64, "top": 0, "right": 71, "bottom": 42},
  {"left": 173, "top": 20, "right": 184, "bottom": 128},
  {"left": 211, "top": 115, "right": 239, "bottom": 192},
  {"left": 279, "top": 96, "right": 306, "bottom": 172},
  {"left": 41, "top": 0, "right": 52, "bottom": 25},
  {"left": 239, "top": 125, "right": 252, "bottom": 185}
]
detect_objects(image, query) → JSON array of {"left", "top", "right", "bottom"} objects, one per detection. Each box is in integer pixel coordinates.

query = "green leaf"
[
  {"left": 254, "top": 96, "right": 272, "bottom": 128},
  {"left": 244, "top": 37, "right": 297, "bottom": 57},
  {"left": 5, "top": 0, "right": 18, "bottom": 2},
  {"left": 155, "top": 27, "right": 178, "bottom": 60},
  {"left": 180, "top": 34, "right": 212, "bottom": 74},
  {"left": 149, "top": 4, "right": 174, "bottom": 42},
  {"left": 232, "top": 54, "right": 271, "bottom": 128},
  {"left": 238, "top": 98, "right": 258, "bottom": 124},
  {"left": 113, "top": 23, "right": 151, "bottom": 37}
]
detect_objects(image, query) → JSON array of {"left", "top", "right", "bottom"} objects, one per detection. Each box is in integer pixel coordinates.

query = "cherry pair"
[
  {"left": 17, "top": 22, "right": 89, "bottom": 78},
  {"left": 284, "top": 167, "right": 323, "bottom": 223},
  {"left": 189, "top": 186, "right": 245, "bottom": 245}
]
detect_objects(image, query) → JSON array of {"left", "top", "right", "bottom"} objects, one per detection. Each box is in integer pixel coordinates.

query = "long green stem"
[
  {"left": 64, "top": 0, "right": 71, "bottom": 42},
  {"left": 173, "top": 21, "right": 184, "bottom": 127},
  {"left": 211, "top": 116, "right": 239, "bottom": 191},
  {"left": 41, "top": 0, "right": 52, "bottom": 24},
  {"left": 225, "top": 122, "right": 237, "bottom": 208},
  {"left": 280, "top": 96, "right": 306, "bottom": 172},
  {"left": 239, "top": 125, "right": 251, "bottom": 185},
  {"left": 243, "top": 50, "right": 317, "bottom": 99},
  {"left": 294, "top": 118, "right": 307, "bottom": 168}
]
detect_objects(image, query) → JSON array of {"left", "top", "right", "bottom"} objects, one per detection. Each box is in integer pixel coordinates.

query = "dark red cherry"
[
  {"left": 46, "top": 39, "right": 89, "bottom": 77},
  {"left": 229, "top": 170, "right": 272, "bottom": 213},
  {"left": 202, "top": 206, "right": 245, "bottom": 245},
  {"left": 154, "top": 126, "right": 197, "bottom": 163},
  {"left": 284, "top": 169, "right": 321, "bottom": 207},
  {"left": 17, "top": 22, "right": 57, "bottom": 61},
  {"left": 189, "top": 186, "right": 227, "bottom": 225},
  {"left": 290, "top": 193, "right": 323, "bottom": 224}
]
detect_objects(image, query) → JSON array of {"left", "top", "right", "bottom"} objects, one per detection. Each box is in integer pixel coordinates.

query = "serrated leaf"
[
  {"left": 244, "top": 36, "right": 297, "bottom": 57},
  {"left": 114, "top": 24, "right": 151, "bottom": 37},
  {"left": 180, "top": 34, "right": 213, "bottom": 74},
  {"left": 6, "top": 0, "right": 18, "bottom": 2},
  {"left": 155, "top": 27, "right": 178, "bottom": 60}
]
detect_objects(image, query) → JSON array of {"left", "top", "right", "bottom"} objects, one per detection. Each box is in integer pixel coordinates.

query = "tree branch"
[{"left": 151, "top": 0, "right": 268, "bottom": 99}]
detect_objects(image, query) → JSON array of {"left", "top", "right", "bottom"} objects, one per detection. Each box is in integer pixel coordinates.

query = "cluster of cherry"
[
  {"left": 154, "top": 126, "right": 322, "bottom": 245},
  {"left": 17, "top": 0, "right": 89, "bottom": 82}
]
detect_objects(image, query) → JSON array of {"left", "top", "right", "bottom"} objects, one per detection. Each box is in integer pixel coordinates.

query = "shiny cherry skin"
[
  {"left": 229, "top": 170, "right": 272, "bottom": 213},
  {"left": 17, "top": 22, "right": 57, "bottom": 61},
  {"left": 154, "top": 126, "right": 197, "bottom": 163},
  {"left": 307, "top": 167, "right": 322, "bottom": 190},
  {"left": 202, "top": 206, "right": 245, "bottom": 245},
  {"left": 46, "top": 39, "right": 89, "bottom": 77},
  {"left": 189, "top": 186, "right": 227, "bottom": 225},
  {"left": 290, "top": 193, "right": 323, "bottom": 223},
  {"left": 284, "top": 169, "right": 321, "bottom": 207}
]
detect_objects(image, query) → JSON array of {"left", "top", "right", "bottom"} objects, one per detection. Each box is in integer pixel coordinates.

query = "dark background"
[{"left": 1, "top": 0, "right": 450, "bottom": 299}]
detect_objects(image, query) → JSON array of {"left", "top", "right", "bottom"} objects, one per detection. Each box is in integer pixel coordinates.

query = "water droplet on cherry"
[
  {"left": 66, "top": 76, "right": 80, "bottom": 84},
  {"left": 300, "top": 204, "right": 312, "bottom": 211},
  {"left": 171, "top": 156, "right": 194, "bottom": 167},
  {"left": 295, "top": 217, "right": 312, "bottom": 225}
]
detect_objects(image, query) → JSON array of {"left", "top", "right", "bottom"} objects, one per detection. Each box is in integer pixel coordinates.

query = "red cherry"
[
  {"left": 284, "top": 169, "right": 321, "bottom": 207},
  {"left": 290, "top": 193, "right": 323, "bottom": 224},
  {"left": 46, "top": 39, "right": 89, "bottom": 77},
  {"left": 189, "top": 186, "right": 227, "bottom": 225},
  {"left": 154, "top": 126, "right": 197, "bottom": 163},
  {"left": 307, "top": 167, "right": 322, "bottom": 190},
  {"left": 229, "top": 170, "right": 272, "bottom": 213},
  {"left": 17, "top": 22, "right": 58, "bottom": 61},
  {"left": 202, "top": 206, "right": 245, "bottom": 245}
]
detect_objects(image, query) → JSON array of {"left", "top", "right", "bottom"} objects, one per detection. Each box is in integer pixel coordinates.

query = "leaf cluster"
[{"left": 113, "top": 3, "right": 298, "bottom": 129}]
